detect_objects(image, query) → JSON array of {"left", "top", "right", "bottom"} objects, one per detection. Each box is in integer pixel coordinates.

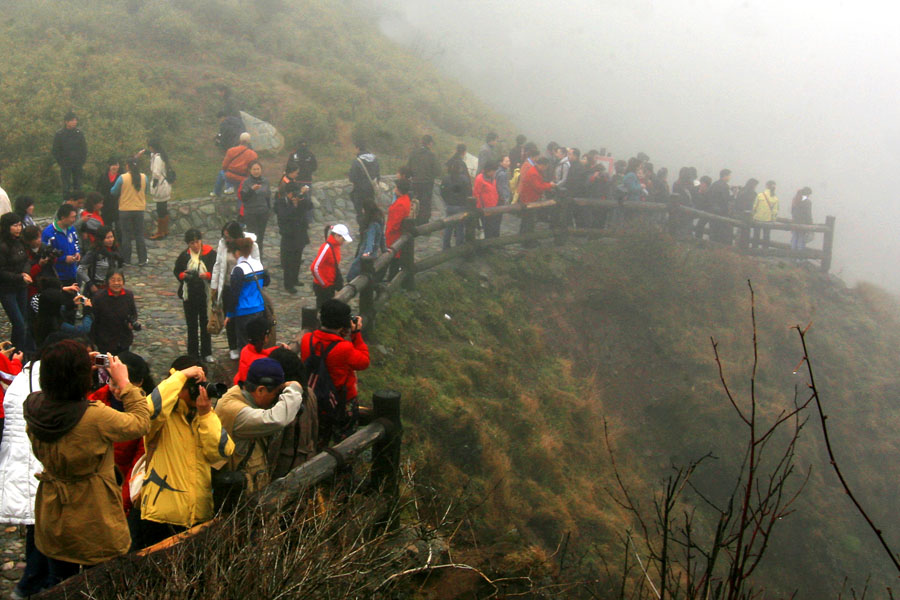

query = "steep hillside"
[
  {"left": 0, "top": 0, "right": 510, "bottom": 204},
  {"left": 361, "top": 235, "right": 900, "bottom": 597}
]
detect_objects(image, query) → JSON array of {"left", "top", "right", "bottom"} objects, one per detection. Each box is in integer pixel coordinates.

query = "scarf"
[{"left": 183, "top": 248, "right": 208, "bottom": 303}]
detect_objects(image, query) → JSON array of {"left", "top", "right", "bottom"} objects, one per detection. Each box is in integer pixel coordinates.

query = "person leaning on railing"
[{"left": 752, "top": 180, "right": 779, "bottom": 248}]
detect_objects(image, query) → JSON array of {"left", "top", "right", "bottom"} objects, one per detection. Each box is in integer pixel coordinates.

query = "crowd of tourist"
[{"left": 0, "top": 107, "right": 820, "bottom": 596}]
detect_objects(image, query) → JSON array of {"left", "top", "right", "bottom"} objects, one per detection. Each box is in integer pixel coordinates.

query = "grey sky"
[{"left": 376, "top": 0, "right": 900, "bottom": 291}]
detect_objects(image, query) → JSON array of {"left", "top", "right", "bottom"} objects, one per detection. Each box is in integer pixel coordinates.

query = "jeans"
[
  {"left": 184, "top": 298, "right": 211, "bottom": 358},
  {"left": 213, "top": 170, "right": 228, "bottom": 196},
  {"left": 791, "top": 231, "right": 806, "bottom": 251},
  {"left": 60, "top": 164, "right": 83, "bottom": 196},
  {"left": 242, "top": 211, "right": 270, "bottom": 261},
  {"left": 412, "top": 181, "right": 435, "bottom": 225},
  {"left": 483, "top": 214, "right": 502, "bottom": 239},
  {"left": 60, "top": 314, "right": 93, "bottom": 337},
  {"left": 119, "top": 211, "right": 147, "bottom": 263},
  {"left": 15, "top": 525, "right": 49, "bottom": 597},
  {"left": 443, "top": 205, "right": 466, "bottom": 250},
  {"left": 752, "top": 224, "right": 771, "bottom": 248},
  {"left": 1, "top": 288, "right": 35, "bottom": 352},
  {"left": 233, "top": 311, "right": 264, "bottom": 350}
]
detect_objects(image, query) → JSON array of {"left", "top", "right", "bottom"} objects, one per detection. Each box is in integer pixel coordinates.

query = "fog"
[{"left": 375, "top": 0, "right": 900, "bottom": 292}]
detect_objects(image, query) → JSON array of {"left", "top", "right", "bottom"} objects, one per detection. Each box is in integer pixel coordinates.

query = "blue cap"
[{"left": 246, "top": 358, "right": 285, "bottom": 387}]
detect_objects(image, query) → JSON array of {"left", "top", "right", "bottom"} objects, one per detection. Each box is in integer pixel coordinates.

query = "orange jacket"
[{"left": 222, "top": 144, "right": 258, "bottom": 184}]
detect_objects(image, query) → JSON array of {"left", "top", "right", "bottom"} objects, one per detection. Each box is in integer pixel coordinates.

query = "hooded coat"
[{"left": 24, "top": 383, "right": 150, "bottom": 565}]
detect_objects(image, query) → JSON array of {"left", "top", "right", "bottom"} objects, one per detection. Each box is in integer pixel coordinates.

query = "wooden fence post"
[
  {"left": 400, "top": 218, "right": 416, "bottom": 290},
  {"left": 738, "top": 223, "right": 751, "bottom": 251},
  {"left": 821, "top": 215, "right": 836, "bottom": 272},
  {"left": 359, "top": 254, "right": 376, "bottom": 336},
  {"left": 370, "top": 390, "right": 402, "bottom": 530}
]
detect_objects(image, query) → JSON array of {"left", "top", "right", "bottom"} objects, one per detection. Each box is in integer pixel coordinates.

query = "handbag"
[
  {"left": 207, "top": 288, "right": 224, "bottom": 335},
  {"left": 212, "top": 443, "right": 255, "bottom": 513}
]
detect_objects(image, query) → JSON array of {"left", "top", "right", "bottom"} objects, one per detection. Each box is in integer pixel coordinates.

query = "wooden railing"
[{"left": 328, "top": 196, "right": 836, "bottom": 335}]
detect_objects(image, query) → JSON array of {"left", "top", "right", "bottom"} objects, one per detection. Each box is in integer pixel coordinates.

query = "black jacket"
[
  {"left": 34, "top": 288, "right": 76, "bottom": 346},
  {"left": 238, "top": 175, "right": 271, "bottom": 215},
  {"left": 287, "top": 148, "right": 318, "bottom": 183},
  {"left": 708, "top": 179, "right": 733, "bottom": 215},
  {"left": 407, "top": 146, "right": 441, "bottom": 182},
  {"left": 349, "top": 153, "right": 380, "bottom": 195},
  {"left": 0, "top": 237, "right": 28, "bottom": 292},
  {"left": 91, "top": 289, "right": 138, "bottom": 353},
  {"left": 274, "top": 192, "right": 312, "bottom": 247},
  {"left": 52, "top": 127, "right": 87, "bottom": 167},
  {"left": 565, "top": 161, "right": 588, "bottom": 198},
  {"left": 440, "top": 156, "right": 472, "bottom": 207},
  {"left": 173, "top": 246, "right": 217, "bottom": 302}
]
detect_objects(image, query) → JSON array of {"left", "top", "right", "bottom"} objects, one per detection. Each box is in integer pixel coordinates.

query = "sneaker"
[
  {"left": 229, "top": 349, "right": 240, "bottom": 360},
  {"left": 138, "top": 260, "right": 149, "bottom": 267},
  {"left": 224, "top": 186, "right": 235, "bottom": 195},
  {"left": 203, "top": 355, "right": 216, "bottom": 364},
  {"left": 285, "top": 286, "right": 298, "bottom": 295},
  {"left": 209, "top": 191, "right": 217, "bottom": 197}
]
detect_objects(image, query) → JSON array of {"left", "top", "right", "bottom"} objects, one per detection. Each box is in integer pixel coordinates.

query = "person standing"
[
  {"left": 14, "top": 196, "right": 36, "bottom": 228},
  {"left": 286, "top": 140, "right": 317, "bottom": 189},
  {"left": 97, "top": 158, "right": 122, "bottom": 237},
  {"left": 517, "top": 158, "right": 556, "bottom": 236},
  {"left": 237, "top": 161, "right": 271, "bottom": 260},
  {"left": 300, "top": 299, "right": 369, "bottom": 449},
  {"left": 147, "top": 140, "right": 173, "bottom": 241},
  {"left": 348, "top": 143, "right": 380, "bottom": 224},
  {"left": 310, "top": 224, "right": 352, "bottom": 308},
  {"left": 40, "top": 204, "right": 81, "bottom": 286},
  {"left": 495, "top": 155, "right": 512, "bottom": 207},
  {"left": 0, "top": 171, "right": 11, "bottom": 217},
  {"left": 24, "top": 343, "right": 149, "bottom": 585},
  {"left": 477, "top": 132, "right": 500, "bottom": 175},
  {"left": 111, "top": 158, "right": 149, "bottom": 266},
  {"left": 174, "top": 229, "right": 216, "bottom": 362},
  {"left": 791, "top": 187, "right": 814, "bottom": 252},
  {"left": 508, "top": 135, "right": 528, "bottom": 172},
  {"left": 273, "top": 181, "right": 312, "bottom": 295},
  {"left": 224, "top": 237, "right": 269, "bottom": 351},
  {"left": 346, "top": 196, "right": 386, "bottom": 282},
  {"left": 473, "top": 161, "right": 501, "bottom": 239},
  {"left": 0, "top": 213, "right": 35, "bottom": 352},
  {"left": 210, "top": 222, "right": 260, "bottom": 360},
  {"left": 407, "top": 135, "right": 442, "bottom": 225},
  {"left": 752, "top": 180, "right": 779, "bottom": 248},
  {"left": 441, "top": 144, "right": 472, "bottom": 249},
  {"left": 91, "top": 270, "right": 139, "bottom": 354},
  {"left": 51, "top": 111, "right": 87, "bottom": 197},
  {"left": 76, "top": 226, "right": 123, "bottom": 299}
]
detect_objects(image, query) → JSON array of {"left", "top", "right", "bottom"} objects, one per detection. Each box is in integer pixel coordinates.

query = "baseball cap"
[
  {"left": 246, "top": 358, "right": 285, "bottom": 387},
  {"left": 331, "top": 224, "right": 353, "bottom": 242}
]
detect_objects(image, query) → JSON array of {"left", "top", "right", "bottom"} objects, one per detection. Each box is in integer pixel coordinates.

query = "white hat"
[{"left": 331, "top": 224, "right": 353, "bottom": 242}]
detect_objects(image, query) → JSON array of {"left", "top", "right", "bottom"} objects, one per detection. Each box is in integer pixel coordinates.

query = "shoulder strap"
[
  {"left": 356, "top": 157, "right": 378, "bottom": 190},
  {"left": 224, "top": 147, "right": 249, "bottom": 171}
]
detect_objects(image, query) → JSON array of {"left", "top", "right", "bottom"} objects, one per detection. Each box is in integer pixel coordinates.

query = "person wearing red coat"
[
  {"left": 473, "top": 162, "right": 502, "bottom": 239},
  {"left": 300, "top": 299, "right": 369, "bottom": 449},
  {"left": 518, "top": 158, "right": 556, "bottom": 237},
  {"left": 310, "top": 224, "right": 352, "bottom": 308}
]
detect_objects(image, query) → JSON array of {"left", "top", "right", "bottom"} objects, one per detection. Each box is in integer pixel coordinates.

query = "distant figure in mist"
[
  {"left": 477, "top": 131, "right": 500, "bottom": 175},
  {"left": 285, "top": 139, "right": 318, "bottom": 189},
  {"left": 508, "top": 134, "right": 528, "bottom": 172},
  {"left": 440, "top": 144, "right": 472, "bottom": 249},
  {"left": 407, "top": 135, "right": 442, "bottom": 225},
  {"left": 735, "top": 178, "right": 759, "bottom": 220},
  {"left": 51, "top": 111, "right": 87, "bottom": 198},
  {"left": 707, "top": 169, "right": 734, "bottom": 243},
  {"left": 216, "top": 111, "right": 244, "bottom": 152},
  {"left": 348, "top": 142, "right": 380, "bottom": 225},
  {"left": 791, "top": 187, "right": 814, "bottom": 252},
  {"left": 752, "top": 180, "right": 779, "bottom": 248}
]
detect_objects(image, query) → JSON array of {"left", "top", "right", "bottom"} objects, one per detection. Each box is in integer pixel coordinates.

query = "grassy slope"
[
  {"left": 0, "top": 0, "right": 512, "bottom": 211},
  {"left": 361, "top": 235, "right": 900, "bottom": 597}
]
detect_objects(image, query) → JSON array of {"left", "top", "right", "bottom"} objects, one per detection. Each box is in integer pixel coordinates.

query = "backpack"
[
  {"left": 303, "top": 337, "right": 345, "bottom": 417},
  {"left": 166, "top": 165, "right": 177, "bottom": 184}
]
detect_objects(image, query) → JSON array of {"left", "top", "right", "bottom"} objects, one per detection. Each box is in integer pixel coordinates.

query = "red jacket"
[
  {"left": 89, "top": 385, "right": 145, "bottom": 513},
  {"left": 310, "top": 235, "right": 342, "bottom": 288},
  {"left": 518, "top": 165, "right": 553, "bottom": 204},
  {"left": 473, "top": 173, "right": 499, "bottom": 209},
  {"left": 386, "top": 194, "right": 411, "bottom": 253},
  {"left": 233, "top": 344, "right": 279, "bottom": 385},
  {"left": 300, "top": 329, "right": 369, "bottom": 400},
  {"left": 221, "top": 144, "right": 259, "bottom": 184},
  {"left": 0, "top": 353, "right": 23, "bottom": 418}
]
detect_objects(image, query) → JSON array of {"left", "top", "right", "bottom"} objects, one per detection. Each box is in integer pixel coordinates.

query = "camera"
[
  {"left": 127, "top": 316, "right": 142, "bottom": 332},
  {"left": 94, "top": 354, "right": 110, "bottom": 367},
  {"left": 37, "top": 245, "right": 62, "bottom": 261},
  {"left": 185, "top": 380, "right": 228, "bottom": 401}
]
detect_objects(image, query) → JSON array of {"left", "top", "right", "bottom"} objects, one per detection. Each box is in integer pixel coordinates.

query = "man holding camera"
[
  {"left": 215, "top": 358, "right": 304, "bottom": 493},
  {"left": 300, "top": 299, "right": 369, "bottom": 449},
  {"left": 131, "top": 356, "right": 234, "bottom": 549},
  {"left": 40, "top": 204, "right": 81, "bottom": 287}
]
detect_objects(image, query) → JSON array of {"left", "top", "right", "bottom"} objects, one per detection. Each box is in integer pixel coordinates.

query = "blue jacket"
[
  {"left": 225, "top": 257, "right": 269, "bottom": 318},
  {"left": 41, "top": 222, "right": 81, "bottom": 281},
  {"left": 623, "top": 172, "right": 643, "bottom": 203}
]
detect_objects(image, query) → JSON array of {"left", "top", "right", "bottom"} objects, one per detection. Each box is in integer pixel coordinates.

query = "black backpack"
[
  {"left": 166, "top": 165, "right": 177, "bottom": 183},
  {"left": 303, "top": 336, "right": 345, "bottom": 417}
]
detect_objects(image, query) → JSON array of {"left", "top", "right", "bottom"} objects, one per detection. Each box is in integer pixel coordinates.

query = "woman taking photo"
[
  {"left": 91, "top": 270, "right": 139, "bottom": 354},
  {"left": 23, "top": 341, "right": 150, "bottom": 584},
  {"left": 223, "top": 237, "right": 269, "bottom": 351},
  {"left": 0, "top": 212, "right": 35, "bottom": 352},
  {"left": 110, "top": 158, "right": 148, "bottom": 266},
  {"left": 173, "top": 229, "right": 216, "bottom": 362},
  {"left": 237, "top": 160, "right": 271, "bottom": 259},
  {"left": 147, "top": 140, "right": 173, "bottom": 240},
  {"left": 77, "top": 226, "right": 123, "bottom": 299}
]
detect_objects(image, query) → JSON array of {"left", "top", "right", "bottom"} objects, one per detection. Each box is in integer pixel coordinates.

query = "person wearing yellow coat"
[
  {"left": 752, "top": 180, "right": 779, "bottom": 248},
  {"left": 132, "top": 356, "right": 234, "bottom": 549}
]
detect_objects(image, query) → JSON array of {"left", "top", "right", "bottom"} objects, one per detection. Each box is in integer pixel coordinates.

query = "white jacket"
[
  {"left": 210, "top": 231, "right": 259, "bottom": 307},
  {"left": 149, "top": 153, "right": 172, "bottom": 202},
  {"left": 0, "top": 362, "right": 41, "bottom": 524}
]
